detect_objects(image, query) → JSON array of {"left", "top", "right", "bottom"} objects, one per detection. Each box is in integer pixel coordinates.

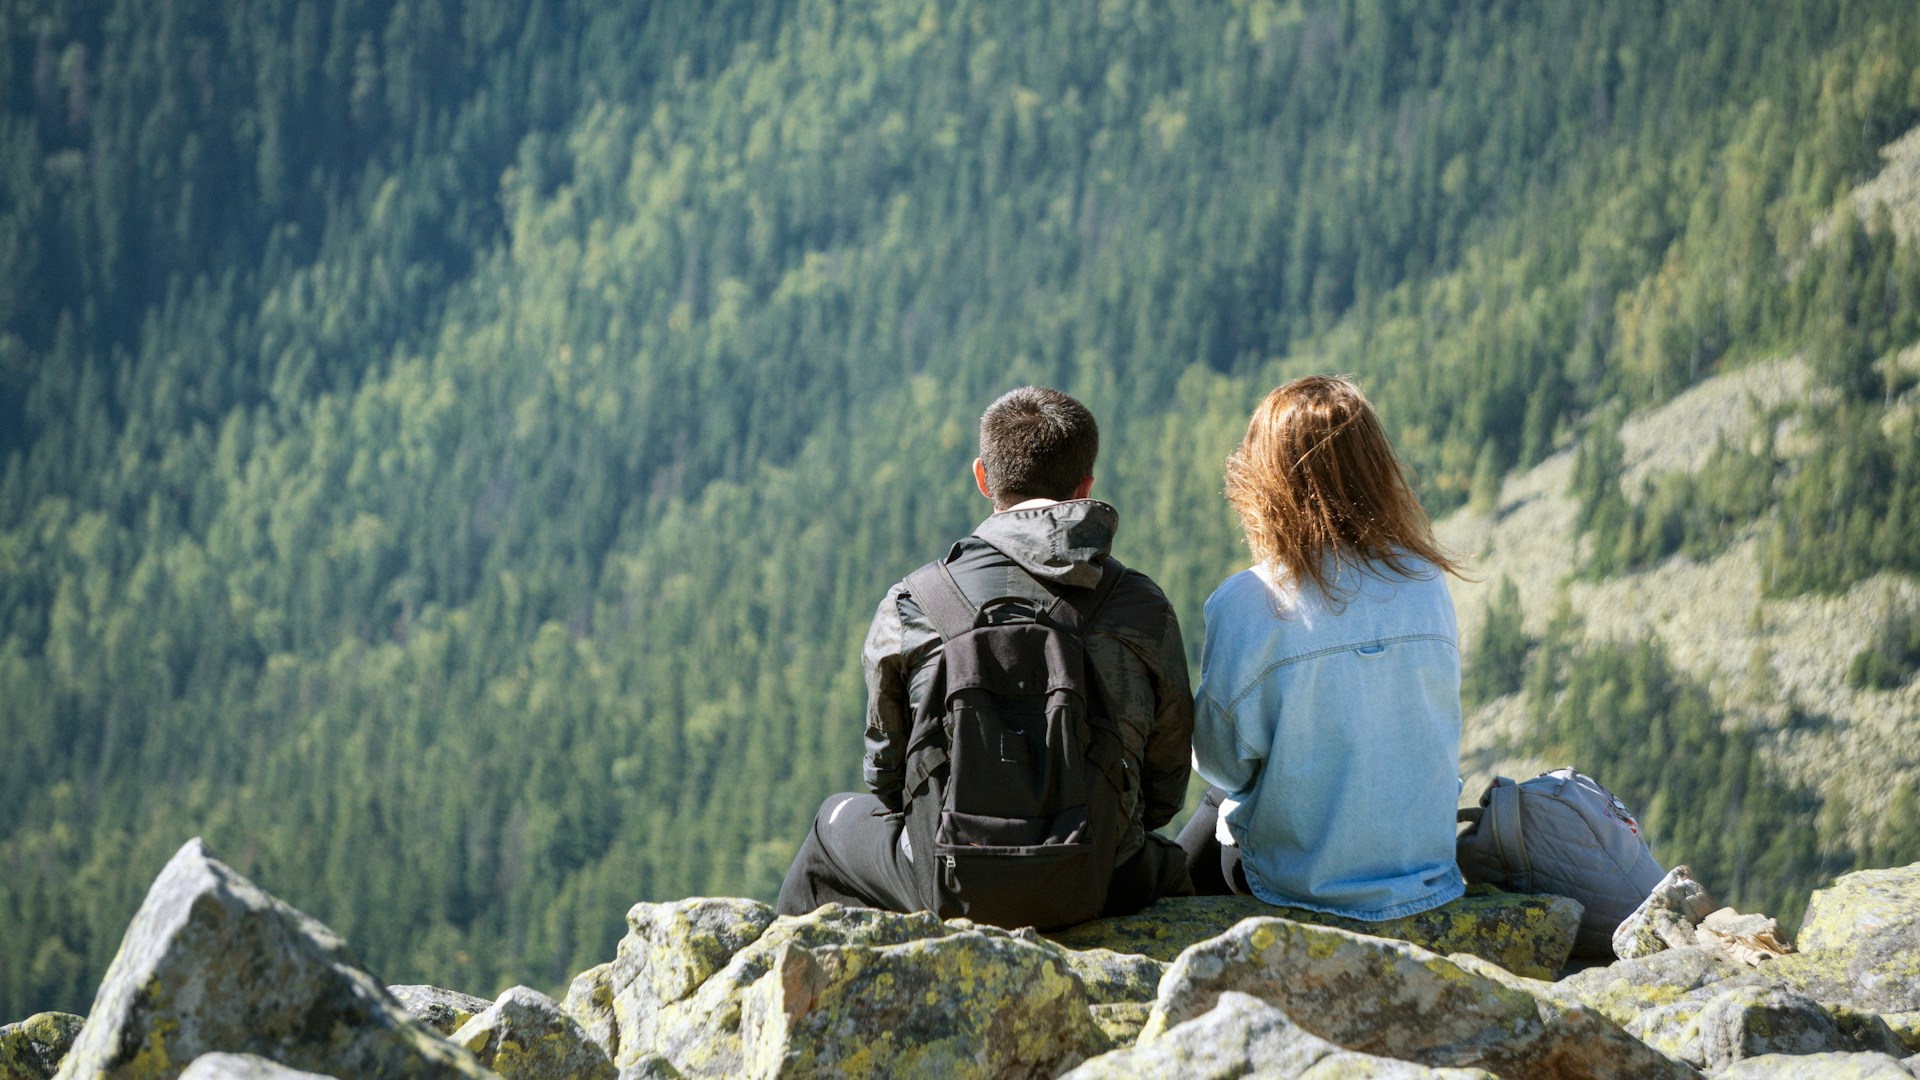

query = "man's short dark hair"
[{"left": 978, "top": 387, "right": 1099, "bottom": 505}]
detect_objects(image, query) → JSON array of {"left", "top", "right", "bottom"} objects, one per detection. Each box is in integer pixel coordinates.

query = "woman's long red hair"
[{"left": 1225, "top": 375, "right": 1462, "bottom": 599}]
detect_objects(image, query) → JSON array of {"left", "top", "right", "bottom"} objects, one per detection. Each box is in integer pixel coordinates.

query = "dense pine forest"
[{"left": 5, "top": 0, "right": 1920, "bottom": 1017}]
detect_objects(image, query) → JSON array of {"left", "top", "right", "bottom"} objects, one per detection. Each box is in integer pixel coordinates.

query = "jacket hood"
[{"left": 970, "top": 499, "right": 1118, "bottom": 588}]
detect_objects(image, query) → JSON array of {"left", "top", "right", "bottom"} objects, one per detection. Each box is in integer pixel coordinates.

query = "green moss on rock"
[
  {"left": 1066, "top": 990, "right": 1502, "bottom": 1079},
  {"left": 740, "top": 932, "right": 1104, "bottom": 1078},
  {"left": 1046, "top": 884, "right": 1580, "bottom": 979},
  {"left": 1797, "top": 864, "right": 1920, "bottom": 954},
  {"left": 0, "top": 1012, "right": 85, "bottom": 1080},
  {"left": 449, "top": 986, "right": 613, "bottom": 1080}
]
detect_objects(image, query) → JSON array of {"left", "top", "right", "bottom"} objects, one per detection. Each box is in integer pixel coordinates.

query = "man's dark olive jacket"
[{"left": 859, "top": 498, "right": 1195, "bottom": 863}]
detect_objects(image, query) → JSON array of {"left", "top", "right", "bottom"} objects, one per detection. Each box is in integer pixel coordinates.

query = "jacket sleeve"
[
  {"left": 861, "top": 583, "right": 912, "bottom": 812},
  {"left": 1191, "top": 686, "right": 1262, "bottom": 793},
  {"left": 1139, "top": 603, "right": 1196, "bottom": 832}
]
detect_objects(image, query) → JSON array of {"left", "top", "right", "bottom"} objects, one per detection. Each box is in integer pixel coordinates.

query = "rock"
[
  {"left": 1141, "top": 916, "right": 1698, "bottom": 1079},
  {"left": 1765, "top": 864, "right": 1920, "bottom": 1020},
  {"left": 1063, "top": 991, "right": 1499, "bottom": 1078},
  {"left": 1694, "top": 987, "right": 1854, "bottom": 1070},
  {"left": 1555, "top": 945, "right": 1766, "bottom": 1028},
  {"left": 1831, "top": 1006, "right": 1917, "bottom": 1059},
  {"left": 1614, "top": 866, "right": 1723, "bottom": 960},
  {"left": 387, "top": 986, "right": 494, "bottom": 1037},
  {"left": 49, "top": 838, "right": 491, "bottom": 1080},
  {"left": 1047, "top": 883, "right": 1582, "bottom": 979},
  {"left": 1, "top": 1013, "right": 85, "bottom": 1080},
  {"left": 1884, "top": 1013, "right": 1920, "bottom": 1053},
  {"left": 1623, "top": 999, "right": 1707, "bottom": 1062},
  {"left": 615, "top": 1056, "right": 682, "bottom": 1079},
  {"left": 1769, "top": 917, "right": 1920, "bottom": 1015},
  {"left": 738, "top": 931, "right": 1103, "bottom": 1078},
  {"left": 1797, "top": 865, "right": 1920, "bottom": 953},
  {"left": 1710, "top": 1051, "right": 1920, "bottom": 1078},
  {"left": 1610, "top": 867, "right": 1792, "bottom": 969},
  {"left": 561, "top": 963, "right": 617, "bottom": 1061},
  {"left": 1624, "top": 986, "right": 1868, "bottom": 1069},
  {"left": 1695, "top": 908, "right": 1794, "bottom": 967},
  {"left": 1051, "top": 947, "right": 1164, "bottom": 1005},
  {"left": 175, "top": 1055, "right": 338, "bottom": 1079},
  {"left": 610, "top": 903, "right": 968, "bottom": 1076},
  {"left": 608, "top": 897, "right": 781, "bottom": 1073},
  {"left": 1087, "top": 1003, "right": 1152, "bottom": 1048},
  {"left": 449, "top": 986, "right": 613, "bottom": 1080}
]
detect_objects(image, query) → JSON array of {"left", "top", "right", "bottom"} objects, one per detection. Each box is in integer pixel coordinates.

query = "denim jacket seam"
[{"left": 1223, "top": 631, "right": 1458, "bottom": 714}]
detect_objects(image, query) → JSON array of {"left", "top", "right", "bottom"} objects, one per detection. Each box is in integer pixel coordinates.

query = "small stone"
[
  {"left": 562, "top": 963, "right": 618, "bottom": 1062},
  {"left": 387, "top": 985, "right": 495, "bottom": 1037},
  {"left": 1087, "top": 1003, "right": 1152, "bottom": 1048},
  {"left": 1613, "top": 865, "right": 1720, "bottom": 960},
  {"left": 450, "top": 985, "right": 614, "bottom": 1080},
  {"left": 1054, "top": 947, "right": 1165, "bottom": 1005},
  {"left": 616, "top": 1057, "right": 683, "bottom": 1079}
]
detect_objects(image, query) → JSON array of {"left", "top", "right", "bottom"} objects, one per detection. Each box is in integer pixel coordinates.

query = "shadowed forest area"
[{"left": 4, "top": 0, "right": 1920, "bottom": 1015}]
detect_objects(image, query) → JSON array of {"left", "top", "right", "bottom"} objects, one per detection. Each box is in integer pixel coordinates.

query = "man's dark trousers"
[{"left": 776, "top": 790, "right": 1192, "bottom": 921}]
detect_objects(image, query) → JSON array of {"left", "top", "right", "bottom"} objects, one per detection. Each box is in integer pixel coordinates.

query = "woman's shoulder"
[{"left": 1206, "top": 565, "right": 1286, "bottom": 611}]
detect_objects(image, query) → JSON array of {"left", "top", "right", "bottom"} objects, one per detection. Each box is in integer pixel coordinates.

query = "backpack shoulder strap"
[
  {"left": 1488, "top": 776, "right": 1528, "bottom": 884},
  {"left": 904, "top": 560, "right": 979, "bottom": 642}
]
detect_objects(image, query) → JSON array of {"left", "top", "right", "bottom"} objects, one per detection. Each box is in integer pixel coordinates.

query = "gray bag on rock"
[{"left": 1456, "top": 767, "right": 1666, "bottom": 958}]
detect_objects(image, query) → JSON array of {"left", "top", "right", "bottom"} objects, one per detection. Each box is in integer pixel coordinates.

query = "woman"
[{"left": 1176, "top": 374, "right": 1468, "bottom": 919}]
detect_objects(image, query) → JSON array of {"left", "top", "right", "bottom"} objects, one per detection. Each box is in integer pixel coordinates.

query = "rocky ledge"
[{"left": 7, "top": 838, "right": 1918, "bottom": 1079}]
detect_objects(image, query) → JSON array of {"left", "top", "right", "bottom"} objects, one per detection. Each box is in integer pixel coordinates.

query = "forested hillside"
[{"left": 5, "top": 0, "right": 1919, "bottom": 1017}]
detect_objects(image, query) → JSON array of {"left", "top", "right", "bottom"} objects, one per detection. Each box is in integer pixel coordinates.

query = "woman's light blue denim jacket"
[{"left": 1193, "top": 556, "right": 1465, "bottom": 920}]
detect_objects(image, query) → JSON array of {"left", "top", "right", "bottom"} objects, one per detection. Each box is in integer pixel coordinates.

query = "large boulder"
[
  {"left": 609, "top": 903, "right": 951, "bottom": 1075},
  {"left": 1624, "top": 986, "right": 1869, "bottom": 1070},
  {"left": 606, "top": 898, "right": 781, "bottom": 1074},
  {"left": 49, "top": 838, "right": 492, "bottom": 1080},
  {"left": 602, "top": 900, "right": 1140, "bottom": 1075},
  {"left": 448, "top": 986, "right": 613, "bottom": 1080},
  {"left": 1047, "top": 884, "right": 1582, "bottom": 979},
  {"left": 1, "top": 1013, "right": 85, "bottom": 1079},
  {"left": 1767, "top": 865, "right": 1920, "bottom": 1017},
  {"left": 1063, "top": 991, "right": 1498, "bottom": 1078},
  {"left": 738, "top": 931, "right": 1104, "bottom": 1078},
  {"left": 1795, "top": 865, "right": 1920, "bottom": 953},
  {"left": 1140, "top": 916, "right": 1698, "bottom": 1079}
]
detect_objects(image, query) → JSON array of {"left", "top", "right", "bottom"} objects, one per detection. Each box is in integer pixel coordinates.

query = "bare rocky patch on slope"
[{"left": 1437, "top": 353, "right": 1919, "bottom": 856}]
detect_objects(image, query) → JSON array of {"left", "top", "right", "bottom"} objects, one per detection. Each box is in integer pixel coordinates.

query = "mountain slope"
[{"left": 3, "top": 0, "right": 1919, "bottom": 1017}]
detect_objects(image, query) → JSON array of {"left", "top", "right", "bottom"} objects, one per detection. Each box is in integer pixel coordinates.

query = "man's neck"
[{"left": 996, "top": 497, "right": 1062, "bottom": 513}]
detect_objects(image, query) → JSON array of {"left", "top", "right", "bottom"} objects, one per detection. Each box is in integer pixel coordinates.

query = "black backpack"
[{"left": 898, "top": 554, "right": 1129, "bottom": 930}]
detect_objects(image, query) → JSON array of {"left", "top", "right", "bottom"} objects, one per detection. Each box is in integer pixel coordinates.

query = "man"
[{"left": 777, "top": 386, "right": 1194, "bottom": 925}]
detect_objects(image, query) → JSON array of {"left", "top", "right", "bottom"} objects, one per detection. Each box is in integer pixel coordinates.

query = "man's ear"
[
  {"left": 1071, "top": 475, "right": 1095, "bottom": 500},
  {"left": 973, "top": 458, "right": 994, "bottom": 501}
]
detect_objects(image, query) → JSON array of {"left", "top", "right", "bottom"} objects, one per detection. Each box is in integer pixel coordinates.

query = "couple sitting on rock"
[{"left": 778, "top": 377, "right": 1467, "bottom": 930}]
